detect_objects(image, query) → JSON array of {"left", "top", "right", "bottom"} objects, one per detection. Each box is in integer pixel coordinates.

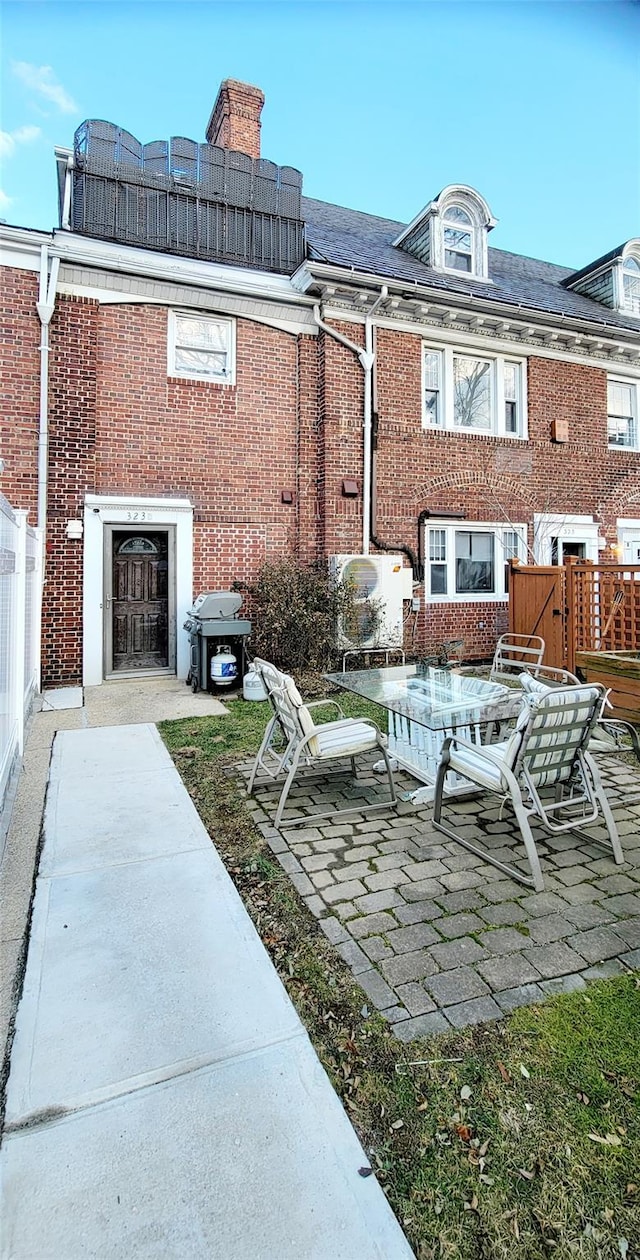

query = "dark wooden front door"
[{"left": 111, "top": 531, "right": 168, "bottom": 670}]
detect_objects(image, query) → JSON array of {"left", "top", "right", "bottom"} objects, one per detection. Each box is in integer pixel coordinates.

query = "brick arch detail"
[{"left": 411, "top": 469, "right": 542, "bottom": 516}]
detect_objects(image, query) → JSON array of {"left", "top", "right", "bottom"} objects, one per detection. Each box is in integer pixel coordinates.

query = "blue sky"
[{"left": 1, "top": 0, "right": 638, "bottom": 268}]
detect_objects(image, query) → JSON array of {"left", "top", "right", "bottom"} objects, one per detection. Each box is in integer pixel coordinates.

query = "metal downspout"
[
  {"left": 35, "top": 245, "right": 60, "bottom": 691},
  {"left": 312, "top": 293, "right": 386, "bottom": 555},
  {"left": 362, "top": 286, "right": 387, "bottom": 554},
  {"left": 37, "top": 245, "right": 60, "bottom": 533}
]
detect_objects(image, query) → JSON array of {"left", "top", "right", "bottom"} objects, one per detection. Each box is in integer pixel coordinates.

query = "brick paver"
[{"left": 247, "top": 752, "right": 640, "bottom": 1039}]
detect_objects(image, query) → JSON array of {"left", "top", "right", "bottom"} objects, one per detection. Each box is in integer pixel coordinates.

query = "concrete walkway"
[{"left": 1, "top": 719, "right": 413, "bottom": 1259}]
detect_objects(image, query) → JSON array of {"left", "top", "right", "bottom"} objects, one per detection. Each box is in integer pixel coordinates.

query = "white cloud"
[
  {"left": 12, "top": 62, "right": 77, "bottom": 114},
  {"left": 0, "top": 125, "right": 42, "bottom": 158},
  {"left": 0, "top": 189, "right": 13, "bottom": 210}
]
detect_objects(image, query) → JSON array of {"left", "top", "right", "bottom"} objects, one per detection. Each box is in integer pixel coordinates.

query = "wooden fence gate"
[{"left": 509, "top": 559, "right": 640, "bottom": 673}]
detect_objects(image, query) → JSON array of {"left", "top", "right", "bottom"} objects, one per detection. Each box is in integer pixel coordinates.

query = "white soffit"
[{"left": 56, "top": 266, "right": 316, "bottom": 336}]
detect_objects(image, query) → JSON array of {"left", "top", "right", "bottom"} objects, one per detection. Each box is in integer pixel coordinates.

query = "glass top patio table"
[{"left": 325, "top": 665, "right": 518, "bottom": 732}]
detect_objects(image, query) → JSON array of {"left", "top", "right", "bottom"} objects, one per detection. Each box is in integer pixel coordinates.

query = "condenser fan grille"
[{"left": 341, "top": 558, "right": 380, "bottom": 599}]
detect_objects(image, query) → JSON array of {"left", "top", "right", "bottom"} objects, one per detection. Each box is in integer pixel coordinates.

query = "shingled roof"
[{"left": 301, "top": 196, "right": 640, "bottom": 334}]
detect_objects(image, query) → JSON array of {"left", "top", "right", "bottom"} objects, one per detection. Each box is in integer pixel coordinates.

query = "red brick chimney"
[{"left": 206, "top": 79, "right": 265, "bottom": 159}]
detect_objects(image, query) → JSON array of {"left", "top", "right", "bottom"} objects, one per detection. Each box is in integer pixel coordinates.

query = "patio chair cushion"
[
  {"left": 281, "top": 672, "right": 319, "bottom": 751},
  {"left": 313, "top": 721, "right": 381, "bottom": 759},
  {"left": 519, "top": 671, "right": 553, "bottom": 696},
  {"left": 280, "top": 673, "right": 379, "bottom": 759},
  {"left": 447, "top": 735, "right": 519, "bottom": 789}
]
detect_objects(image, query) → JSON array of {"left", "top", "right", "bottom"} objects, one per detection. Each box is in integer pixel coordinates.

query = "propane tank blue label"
[{"left": 221, "top": 663, "right": 237, "bottom": 677}]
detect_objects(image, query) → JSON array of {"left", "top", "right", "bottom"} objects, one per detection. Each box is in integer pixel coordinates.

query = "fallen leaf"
[
  {"left": 464, "top": 1194, "right": 479, "bottom": 1213},
  {"left": 588, "top": 1132, "right": 623, "bottom": 1147},
  {"left": 618, "top": 1239, "right": 629, "bottom": 1258},
  {"left": 460, "top": 1085, "right": 472, "bottom": 1101},
  {"left": 417, "top": 1100, "right": 429, "bottom": 1112},
  {"left": 479, "top": 1174, "right": 494, "bottom": 1185},
  {"left": 520, "top": 1064, "right": 530, "bottom": 1079},
  {"left": 577, "top": 1092, "right": 590, "bottom": 1105},
  {"left": 455, "top": 1123, "right": 473, "bottom": 1143},
  {"left": 518, "top": 1168, "right": 535, "bottom": 1181},
  {"left": 390, "top": 1119, "right": 404, "bottom": 1131},
  {"left": 497, "top": 1061, "right": 512, "bottom": 1084}
]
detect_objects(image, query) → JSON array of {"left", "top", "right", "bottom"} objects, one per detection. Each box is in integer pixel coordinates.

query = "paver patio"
[{"left": 240, "top": 754, "right": 640, "bottom": 1039}]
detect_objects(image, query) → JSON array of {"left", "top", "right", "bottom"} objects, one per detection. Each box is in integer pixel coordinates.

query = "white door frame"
[
  {"left": 533, "top": 513, "right": 599, "bottom": 565},
  {"left": 83, "top": 495, "right": 193, "bottom": 686},
  {"left": 617, "top": 517, "right": 640, "bottom": 564}
]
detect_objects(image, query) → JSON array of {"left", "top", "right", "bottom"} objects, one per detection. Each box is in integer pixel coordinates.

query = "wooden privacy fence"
[{"left": 508, "top": 558, "right": 640, "bottom": 674}]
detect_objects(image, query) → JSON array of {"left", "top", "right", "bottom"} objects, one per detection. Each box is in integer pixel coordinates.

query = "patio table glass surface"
[
  {"left": 325, "top": 665, "right": 515, "bottom": 729},
  {"left": 325, "top": 665, "right": 521, "bottom": 798}
]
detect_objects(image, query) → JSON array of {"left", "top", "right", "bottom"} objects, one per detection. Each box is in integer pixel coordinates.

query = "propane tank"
[
  {"left": 210, "top": 645, "right": 238, "bottom": 687},
  {"left": 243, "top": 665, "right": 268, "bottom": 702}
]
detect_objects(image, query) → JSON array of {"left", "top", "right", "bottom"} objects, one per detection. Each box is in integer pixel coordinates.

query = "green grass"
[{"left": 160, "top": 699, "right": 640, "bottom": 1260}]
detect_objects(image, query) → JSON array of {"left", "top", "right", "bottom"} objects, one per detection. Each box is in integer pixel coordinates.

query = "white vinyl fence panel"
[{"left": 0, "top": 495, "right": 41, "bottom": 808}]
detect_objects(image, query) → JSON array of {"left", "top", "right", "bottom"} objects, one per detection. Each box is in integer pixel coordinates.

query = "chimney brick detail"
[{"left": 206, "top": 79, "right": 265, "bottom": 159}]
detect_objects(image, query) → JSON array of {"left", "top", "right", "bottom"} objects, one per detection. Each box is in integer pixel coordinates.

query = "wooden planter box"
[{"left": 575, "top": 650, "right": 640, "bottom": 722}]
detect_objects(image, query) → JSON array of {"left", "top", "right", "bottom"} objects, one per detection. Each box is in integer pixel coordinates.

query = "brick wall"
[
  {"left": 0, "top": 269, "right": 40, "bottom": 519},
  {"left": 322, "top": 321, "right": 640, "bottom": 657},
  {"left": 45, "top": 296, "right": 99, "bottom": 684},
  {"left": 2, "top": 265, "right": 638, "bottom": 680}
]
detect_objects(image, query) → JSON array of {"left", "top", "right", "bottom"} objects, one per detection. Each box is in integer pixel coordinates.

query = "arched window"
[
  {"left": 117, "top": 537, "right": 158, "bottom": 554},
  {"left": 442, "top": 205, "right": 475, "bottom": 273},
  {"left": 622, "top": 255, "right": 640, "bottom": 314}
]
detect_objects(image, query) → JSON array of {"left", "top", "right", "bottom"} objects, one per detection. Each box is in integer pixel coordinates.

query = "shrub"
[{"left": 242, "top": 558, "right": 379, "bottom": 674}]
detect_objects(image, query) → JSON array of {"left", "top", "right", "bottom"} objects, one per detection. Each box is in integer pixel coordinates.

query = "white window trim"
[
  {"left": 424, "top": 520, "right": 527, "bottom": 603},
  {"left": 167, "top": 310, "right": 236, "bottom": 384},
  {"left": 422, "top": 342, "right": 527, "bottom": 438},
  {"left": 607, "top": 373, "right": 639, "bottom": 450}
]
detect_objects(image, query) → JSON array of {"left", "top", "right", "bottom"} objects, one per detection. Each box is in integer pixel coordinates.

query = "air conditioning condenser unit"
[{"left": 329, "top": 554, "right": 410, "bottom": 649}]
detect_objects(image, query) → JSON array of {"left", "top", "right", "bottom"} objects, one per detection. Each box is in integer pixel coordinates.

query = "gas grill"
[{"left": 183, "top": 591, "right": 252, "bottom": 693}]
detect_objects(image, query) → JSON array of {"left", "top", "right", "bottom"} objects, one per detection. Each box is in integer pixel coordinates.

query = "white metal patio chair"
[
  {"left": 432, "top": 682, "right": 624, "bottom": 892},
  {"left": 519, "top": 669, "right": 640, "bottom": 767},
  {"left": 247, "top": 658, "right": 398, "bottom": 828},
  {"left": 489, "top": 633, "right": 546, "bottom": 682}
]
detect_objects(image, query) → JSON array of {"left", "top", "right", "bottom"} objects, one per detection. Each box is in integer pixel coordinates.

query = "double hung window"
[
  {"left": 607, "top": 376, "right": 638, "bottom": 449},
  {"left": 442, "top": 205, "right": 474, "bottom": 273},
  {"left": 622, "top": 257, "right": 640, "bottom": 315},
  {"left": 168, "top": 311, "right": 235, "bottom": 383},
  {"left": 423, "top": 344, "right": 526, "bottom": 437},
  {"left": 426, "top": 522, "right": 526, "bottom": 601}
]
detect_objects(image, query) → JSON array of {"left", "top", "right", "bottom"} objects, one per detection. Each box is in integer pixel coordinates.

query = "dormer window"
[
  {"left": 563, "top": 238, "right": 640, "bottom": 315},
  {"left": 443, "top": 206, "right": 474, "bottom": 273},
  {"left": 622, "top": 255, "right": 640, "bottom": 314},
  {"left": 393, "top": 185, "right": 496, "bottom": 282}
]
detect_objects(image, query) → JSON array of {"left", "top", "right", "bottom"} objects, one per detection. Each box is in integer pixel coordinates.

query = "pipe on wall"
[
  {"left": 36, "top": 245, "right": 60, "bottom": 534},
  {"left": 312, "top": 293, "right": 385, "bottom": 555}
]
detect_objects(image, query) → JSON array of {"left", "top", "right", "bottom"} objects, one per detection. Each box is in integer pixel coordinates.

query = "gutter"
[{"left": 295, "top": 261, "right": 640, "bottom": 346}]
